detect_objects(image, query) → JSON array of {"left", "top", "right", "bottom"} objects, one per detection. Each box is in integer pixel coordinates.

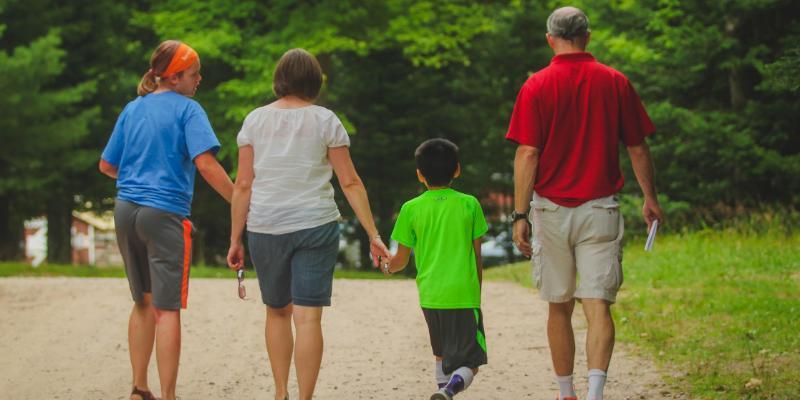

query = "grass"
[
  {"left": 0, "top": 262, "right": 408, "bottom": 280},
  {"left": 485, "top": 229, "right": 800, "bottom": 399}
]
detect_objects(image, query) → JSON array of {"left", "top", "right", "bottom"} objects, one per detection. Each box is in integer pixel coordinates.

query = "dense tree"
[
  {"left": 0, "top": 26, "right": 96, "bottom": 259},
  {"left": 0, "top": 0, "right": 796, "bottom": 262},
  {"left": 0, "top": 0, "right": 151, "bottom": 262},
  {"left": 576, "top": 0, "right": 800, "bottom": 209}
]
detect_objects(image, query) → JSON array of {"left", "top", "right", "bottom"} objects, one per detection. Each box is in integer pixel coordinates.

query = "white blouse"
[{"left": 237, "top": 104, "right": 350, "bottom": 234}]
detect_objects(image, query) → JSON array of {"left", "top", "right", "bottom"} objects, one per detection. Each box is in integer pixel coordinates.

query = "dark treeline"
[{"left": 1, "top": 0, "right": 797, "bottom": 265}]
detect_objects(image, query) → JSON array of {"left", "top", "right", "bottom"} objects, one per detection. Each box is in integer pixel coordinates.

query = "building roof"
[{"left": 72, "top": 211, "right": 115, "bottom": 231}]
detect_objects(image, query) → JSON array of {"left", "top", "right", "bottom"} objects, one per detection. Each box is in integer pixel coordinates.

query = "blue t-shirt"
[{"left": 101, "top": 91, "right": 220, "bottom": 216}]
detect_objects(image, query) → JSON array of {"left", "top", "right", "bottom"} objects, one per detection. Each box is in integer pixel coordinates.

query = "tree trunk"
[
  {"left": 193, "top": 227, "right": 205, "bottom": 266},
  {"left": 0, "top": 195, "right": 24, "bottom": 260},
  {"left": 725, "top": 15, "right": 746, "bottom": 110},
  {"left": 46, "top": 197, "right": 73, "bottom": 264},
  {"left": 728, "top": 67, "right": 746, "bottom": 110},
  {"left": 358, "top": 230, "right": 370, "bottom": 270}
]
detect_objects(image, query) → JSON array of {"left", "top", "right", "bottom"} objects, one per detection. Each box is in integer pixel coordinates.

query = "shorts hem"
[
  {"left": 574, "top": 290, "right": 617, "bottom": 304},
  {"left": 131, "top": 293, "right": 145, "bottom": 304},
  {"left": 151, "top": 301, "right": 181, "bottom": 311},
  {"left": 538, "top": 292, "right": 575, "bottom": 303},
  {"left": 265, "top": 300, "right": 292, "bottom": 308},
  {"left": 291, "top": 298, "right": 331, "bottom": 307},
  {"left": 442, "top": 357, "right": 488, "bottom": 375}
]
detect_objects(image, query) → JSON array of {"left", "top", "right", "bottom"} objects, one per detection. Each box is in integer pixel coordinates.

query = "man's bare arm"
[
  {"left": 627, "top": 140, "right": 664, "bottom": 229},
  {"left": 512, "top": 145, "right": 539, "bottom": 257}
]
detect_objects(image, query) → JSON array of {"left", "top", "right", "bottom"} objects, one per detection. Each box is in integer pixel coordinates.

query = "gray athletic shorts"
[
  {"left": 114, "top": 199, "right": 194, "bottom": 310},
  {"left": 247, "top": 221, "right": 340, "bottom": 308}
]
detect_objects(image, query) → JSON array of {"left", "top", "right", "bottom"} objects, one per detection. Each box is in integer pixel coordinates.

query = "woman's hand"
[
  {"left": 369, "top": 236, "right": 391, "bottom": 268},
  {"left": 227, "top": 241, "right": 245, "bottom": 270}
]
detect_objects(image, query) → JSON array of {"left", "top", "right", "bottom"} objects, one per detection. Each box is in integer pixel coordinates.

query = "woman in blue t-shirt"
[{"left": 99, "top": 40, "right": 233, "bottom": 400}]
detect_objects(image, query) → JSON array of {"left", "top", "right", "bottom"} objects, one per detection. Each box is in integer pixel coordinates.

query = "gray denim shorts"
[{"left": 247, "top": 221, "right": 340, "bottom": 308}]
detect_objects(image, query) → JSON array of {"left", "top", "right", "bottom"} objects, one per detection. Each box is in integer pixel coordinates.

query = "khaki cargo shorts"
[{"left": 529, "top": 192, "right": 624, "bottom": 303}]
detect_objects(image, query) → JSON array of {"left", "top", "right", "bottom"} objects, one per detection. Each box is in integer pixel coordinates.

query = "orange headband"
[{"left": 160, "top": 43, "right": 199, "bottom": 78}]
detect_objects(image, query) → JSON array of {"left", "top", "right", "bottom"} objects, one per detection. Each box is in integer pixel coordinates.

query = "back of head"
[
  {"left": 547, "top": 6, "right": 590, "bottom": 45},
  {"left": 137, "top": 40, "right": 181, "bottom": 96},
  {"left": 273, "top": 48, "right": 323, "bottom": 101},
  {"left": 415, "top": 138, "right": 460, "bottom": 187}
]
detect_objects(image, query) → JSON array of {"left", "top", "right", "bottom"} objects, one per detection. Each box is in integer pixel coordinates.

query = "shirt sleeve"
[
  {"left": 236, "top": 113, "right": 253, "bottom": 147},
  {"left": 471, "top": 199, "right": 489, "bottom": 240},
  {"left": 505, "top": 82, "right": 542, "bottom": 148},
  {"left": 100, "top": 106, "right": 128, "bottom": 166},
  {"left": 184, "top": 101, "right": 221, "bottom": 160},
  {"left": 325, "top": 113, "right": 351, "bottom": 148},
  {"left": 391, "top": 204, "right": 416, "bottom": 248},
  {"left": 619, "top": 79, "right": 656, "bottom": 146}
]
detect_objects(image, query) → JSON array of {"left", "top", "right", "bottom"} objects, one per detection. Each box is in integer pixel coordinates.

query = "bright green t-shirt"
[{"left": 391, "top": 188, "right": 488, "bottom": 309}]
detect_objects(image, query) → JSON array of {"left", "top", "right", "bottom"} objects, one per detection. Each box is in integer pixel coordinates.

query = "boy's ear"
[
  {"left": 454, "top": 163, "right": 461, "bottom": 179},
  {"left": 416, "top": 169, "right": 426, "bottom": 184}
]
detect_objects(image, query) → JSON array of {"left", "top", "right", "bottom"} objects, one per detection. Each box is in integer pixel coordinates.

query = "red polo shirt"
[{"left": 505, "top": 52, "right": 655, "bottom": 207}]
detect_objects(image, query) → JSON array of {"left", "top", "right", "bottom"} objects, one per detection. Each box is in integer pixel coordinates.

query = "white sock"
[
  {"left": 435, "top": 360, "right": 449, "bottom": 387},
  {"left": 555, "top": 374, "right": 576, "bottom": 399},
  {"left": 587, "top": 369, "right": 607, "bottom": 400},
  {"left": 446, "top": 366, "right": 475, "bottom": 394}
]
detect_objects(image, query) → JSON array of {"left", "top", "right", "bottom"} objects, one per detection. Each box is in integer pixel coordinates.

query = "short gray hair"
[{"left": 547, "top": 7, "right": 590, "bottom": 40}]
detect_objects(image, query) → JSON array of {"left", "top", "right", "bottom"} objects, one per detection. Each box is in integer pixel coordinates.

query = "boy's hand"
[{"left": 379, "top": 255, "right": 393, "bottom": 275}]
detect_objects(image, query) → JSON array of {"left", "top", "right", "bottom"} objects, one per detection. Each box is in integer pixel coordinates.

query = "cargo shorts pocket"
[
  {"left": 590, "top": 202, "right": 620, "bottom": 242},
  {"left": 530, "top": 242, "right": 543, "bottom": 289},
  {"left": 531, "top": 197, "right": 560, "bottom": 214},
  {"left": 602, "top": 241, "right": 624, "bottom": 292}
]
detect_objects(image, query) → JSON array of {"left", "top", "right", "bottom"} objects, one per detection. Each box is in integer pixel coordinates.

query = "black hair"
[{"left": 415, "top": 138, "right": 460, "bottom": 186}]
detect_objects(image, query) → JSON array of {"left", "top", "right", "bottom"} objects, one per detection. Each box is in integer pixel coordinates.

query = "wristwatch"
[{"left": 510, "top": 210, "right": 529, "bottom": 223}]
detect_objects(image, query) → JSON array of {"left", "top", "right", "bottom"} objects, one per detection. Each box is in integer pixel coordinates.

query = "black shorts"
[{"left": 422, "top": 308, "right": 487, "bottom": 375}]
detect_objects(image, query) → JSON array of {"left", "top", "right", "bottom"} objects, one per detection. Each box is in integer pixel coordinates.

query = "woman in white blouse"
[{"left": 227, "top": 48, "right": 390, "bottom": 400}]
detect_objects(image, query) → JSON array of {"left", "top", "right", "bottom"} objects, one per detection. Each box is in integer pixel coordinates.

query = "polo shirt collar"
[{"left": 551, "top": 52, "right": 595, "bottom": 64}]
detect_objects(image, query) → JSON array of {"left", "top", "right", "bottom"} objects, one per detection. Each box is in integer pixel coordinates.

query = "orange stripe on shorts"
[{"left": 181, "top": 219, "right": 192, "bottom": 309}]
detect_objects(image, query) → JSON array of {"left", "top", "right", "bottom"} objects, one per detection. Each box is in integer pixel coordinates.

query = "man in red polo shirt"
[{"left": 506, "top": 6, "right": 663, "bottom": 400}]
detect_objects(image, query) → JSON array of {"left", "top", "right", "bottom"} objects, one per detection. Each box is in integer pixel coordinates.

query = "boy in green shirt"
[{"left": 384, "top": 138, "right": 488, "bottom": 400}]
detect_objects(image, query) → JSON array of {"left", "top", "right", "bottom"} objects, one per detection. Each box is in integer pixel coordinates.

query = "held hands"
[
  {"left": 378, "top": 253, "right": 395, "bottom": 276},
  {"left": 369, "top": 235, "right": 394, "bottom": 276},
  {"left": 512, "top": 219, "right": 533, "bottom": 258},
  {"left": 226, "top": 240, "right": 245, "bottom": 271}
]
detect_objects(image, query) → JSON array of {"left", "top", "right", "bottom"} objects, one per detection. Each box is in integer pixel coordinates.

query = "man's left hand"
[{"left": 642, "top": 197, "right": 664, "bottom": 230}]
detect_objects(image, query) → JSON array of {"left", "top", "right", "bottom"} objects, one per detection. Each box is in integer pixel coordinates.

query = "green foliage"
[
  {"left": 0, "top": 27, "right": 97, "bottom": 228},
  {"left": 1, "top": 0, "right": 798, "bottom": 263},
  {"left": 760, "top": 44, "right": 800, "bottom": 92},
  {"left": 128, "top": 0, "right": 549, "bottom": 263},
  {"left": 581, "top": 0, "right": 800, "bottom": 208},
  {"left": 486, "top": 229, "right": 800, "bottom": 399}
]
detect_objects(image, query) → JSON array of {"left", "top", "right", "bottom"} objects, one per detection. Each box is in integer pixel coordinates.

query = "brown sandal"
[{"left": 131, "top": 387, "right": 159, "bottom": 400}]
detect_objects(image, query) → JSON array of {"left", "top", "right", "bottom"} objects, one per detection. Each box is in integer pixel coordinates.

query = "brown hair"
[
  {"left": 272, "top": 48, "right": 323, "bottom": 100},
  {"left": 137, "top": 40, "right": 181, "bottom": 96}
]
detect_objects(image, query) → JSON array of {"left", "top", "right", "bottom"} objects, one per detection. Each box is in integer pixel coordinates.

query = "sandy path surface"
[{"left": 0, "top": 277, "right": 673, "bottom": 399}]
